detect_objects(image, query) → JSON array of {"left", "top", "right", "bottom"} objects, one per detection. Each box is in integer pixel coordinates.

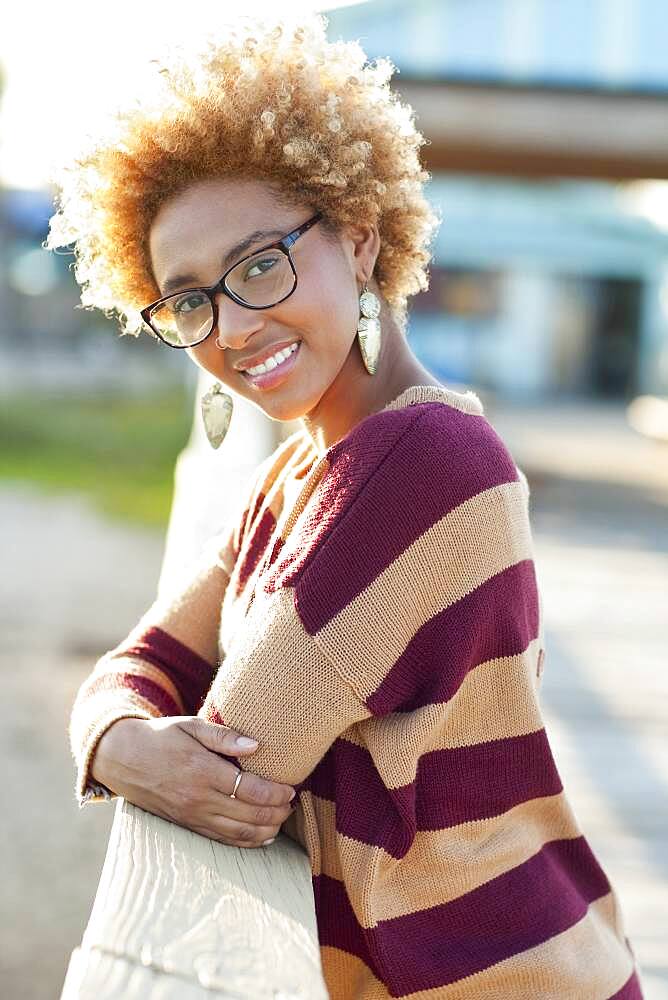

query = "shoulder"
[
  {"left": 323, "top": 386, "right": 520, "bottom": 510},
  {"left": 269, "top": 388, "right": 525, "bottom": 614}
]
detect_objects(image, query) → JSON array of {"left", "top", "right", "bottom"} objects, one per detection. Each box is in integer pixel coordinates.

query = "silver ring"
[{"left": 229, "top": 769, "right": 243, "bottom": 799}]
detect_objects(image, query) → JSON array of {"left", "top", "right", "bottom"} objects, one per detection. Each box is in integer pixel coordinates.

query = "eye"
[
  {"left": 243, "top": 255, "right": 280, "bottom": 280},
  {"left": 171, "top": 291, "right": 208, "bottom": 314}
]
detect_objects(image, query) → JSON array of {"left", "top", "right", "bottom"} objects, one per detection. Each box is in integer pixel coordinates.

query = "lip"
[
  {"left": 239, "top": 341, "right": 301, "bottom": 391},
  {"left": 234, "top": 339, "right": 301, "bottom": 372}
]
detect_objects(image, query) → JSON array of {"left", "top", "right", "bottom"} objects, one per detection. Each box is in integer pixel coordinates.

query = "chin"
[
  {"left": 254, "top": 396, "right": 309, "bottom": 423},
  {"left": 248, "top": 383, "right": 325, "bottom": 424}
]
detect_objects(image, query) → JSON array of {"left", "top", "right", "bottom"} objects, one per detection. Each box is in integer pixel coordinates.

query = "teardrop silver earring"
[
  {"left": 356, "top": 283, "right": 381, "bottom": 375},
  {"left": 201, "top": 382, "right": 234, "bottom": 449}
]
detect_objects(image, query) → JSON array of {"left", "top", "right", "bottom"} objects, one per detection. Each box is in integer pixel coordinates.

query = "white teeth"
[{"left": 244, "top": 342, "right": 298, "bottom": 376}]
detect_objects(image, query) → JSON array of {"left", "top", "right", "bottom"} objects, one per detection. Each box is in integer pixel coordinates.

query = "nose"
[{"left": 212, "top": 290, "right": 265, "bottom": 351}]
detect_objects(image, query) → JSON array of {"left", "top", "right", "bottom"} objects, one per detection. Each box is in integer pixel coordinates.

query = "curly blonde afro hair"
[{"left": 46, "top": 12, "right": 440, "bottom": 337}]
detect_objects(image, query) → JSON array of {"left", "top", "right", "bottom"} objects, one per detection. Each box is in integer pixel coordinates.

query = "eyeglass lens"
[{"left": 150, "top": 248, "right": 295, "bottom": 346}]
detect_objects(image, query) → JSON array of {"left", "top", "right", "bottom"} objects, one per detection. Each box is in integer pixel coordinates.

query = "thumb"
[{"left": 177, "top": 717, "right": 259, "bottom": 756}]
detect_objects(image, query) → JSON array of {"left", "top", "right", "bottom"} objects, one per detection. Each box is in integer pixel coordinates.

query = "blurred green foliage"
[{"left": 0, "top": 388, "right": 194, "bottom": 528}]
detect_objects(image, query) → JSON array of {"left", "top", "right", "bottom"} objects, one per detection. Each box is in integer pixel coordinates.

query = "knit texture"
[{"left": 68, "top": 384, "right": 643, "bottom": 999}]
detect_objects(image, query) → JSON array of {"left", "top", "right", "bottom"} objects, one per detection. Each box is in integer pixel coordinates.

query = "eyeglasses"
[{"left": 140, "top": 212, "right": 323, "bottom": 348}]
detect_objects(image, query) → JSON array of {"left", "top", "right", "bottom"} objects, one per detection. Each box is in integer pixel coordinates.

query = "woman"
[{"left": 50, "top": 15, "right": 643, "bottom": 999}]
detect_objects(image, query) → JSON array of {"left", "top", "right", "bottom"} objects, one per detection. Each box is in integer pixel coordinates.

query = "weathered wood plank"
[{"left": 60, "top": 798, "right": 328, "bottom": 999}]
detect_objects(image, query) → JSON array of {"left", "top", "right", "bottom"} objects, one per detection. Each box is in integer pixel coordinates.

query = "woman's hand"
[{"left": 90, "top": 716, "right": 296, "bottom": 848}]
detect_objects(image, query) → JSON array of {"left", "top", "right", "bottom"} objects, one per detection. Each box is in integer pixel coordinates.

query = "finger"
[
  {"left": 178, "top": 717, "right": 259, "bottom": 756},
  {"left": 219, "top": 768, "right": 296, "bottom": 807},
  {"left": 204, "top": 814, "right": 280, "bottom": 847},
  {"left": 208, "top": 789, "right": 293, "bottom": 829},
  {"left": 227, "top": 840, "right": 277, "bottom": 850}
]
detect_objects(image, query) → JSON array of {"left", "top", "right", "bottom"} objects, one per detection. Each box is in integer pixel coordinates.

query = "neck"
[{"left": 300, "top": 308, "right": 440, "bottom": 457}]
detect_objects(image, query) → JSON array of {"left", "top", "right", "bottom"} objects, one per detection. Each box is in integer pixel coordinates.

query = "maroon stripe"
[
  {"left": 412, "top": 729, "right": 563, "bottom": 829},
  {"left": 292, "top": 404, "right": 518, "bottom": 633},
  {"left": 206, "top": 705, "right": 227, "bottom": 726},
  {"left": 236, "top": 503, "right": 276, "bottom": 593},
  {"left": 304, "top": 738, "right": 416, "bottom": 857},
  {"left": 115, "top": 626, "right": 215, "bottom": 714},
  {"left": 607, "top": 969, "right": 644, "bottom": 999},
  {"left": 236, "top": 502, "right": 252, "bottom": 550},
  {"left": 236, "top": 484, "right": 267, "bottom": 558},
  {"left": 312, "top": 872, "right": 384, "bottom": 978},
  {"left": 266, "top": 532, "right": 286, "bottom": 571},
  {"left": 84, "top": 671, "right": 181, "bottom": 717},
  {"left": 375, "top": 836, "right": 612, "bottom": 993},
  {"left": 305, "top": 730, "right": 562, "bottom": 855},
  {"left": 316, "top": 839, "right": 612, "bottom": 995},
  {"left": 367, "top": 559, "right": 540, "bottom": 715},
  {"left": 265, "top": 408, "right": 418, "bottom": 597}
]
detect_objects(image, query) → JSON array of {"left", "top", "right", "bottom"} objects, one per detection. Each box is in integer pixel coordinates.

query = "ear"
[{"left": 341, "top": 221, "right": 380, "bottom": 285}]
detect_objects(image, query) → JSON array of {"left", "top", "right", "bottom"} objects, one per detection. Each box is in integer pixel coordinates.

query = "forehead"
[{"left": 148, "top": 177, "right": 299, "bottom": 287}]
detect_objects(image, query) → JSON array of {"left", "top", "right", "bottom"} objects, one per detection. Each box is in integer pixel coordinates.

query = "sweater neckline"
[
  {"left": 378, "top": 383, "right": 484, "bottom": 417},
  {"left": 303, "top": 383, "right": 485, "bottom": 461}
]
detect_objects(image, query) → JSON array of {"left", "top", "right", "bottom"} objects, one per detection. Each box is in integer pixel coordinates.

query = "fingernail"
[
  {"left": 262, "top": 838, "right": 275, "bottom": 846},
  {"left": 235, "top": 736, "right": 258, "bottom": 749},
  {"left": 289, "top": 789, "right": 296, "bottom": 801}
]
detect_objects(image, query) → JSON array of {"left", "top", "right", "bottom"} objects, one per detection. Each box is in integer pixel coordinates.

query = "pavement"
[
  {"left": 1, "top": 395, "right": 666, "bottom": 999},
  {"left": 488, "top": 396, "right": 668, "bottom": 999}
]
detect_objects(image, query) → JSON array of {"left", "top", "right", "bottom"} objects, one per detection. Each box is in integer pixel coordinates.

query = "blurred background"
[{"left": 1, "top": 1, "right": 666, "bottom": 997}]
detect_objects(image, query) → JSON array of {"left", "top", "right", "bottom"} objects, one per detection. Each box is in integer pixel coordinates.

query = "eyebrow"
[{"left": 160, "top": 227, "right": 286, "bottom": 295}]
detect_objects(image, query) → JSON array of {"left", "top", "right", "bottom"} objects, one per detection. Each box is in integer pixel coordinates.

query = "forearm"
[
  {"left": 69, "top": 665, "right": 164, "bottom": 808},
  {"left": 68, "top": 549, "right": 231, "bottom": 809},
  {"left": 86, "top": 717, "right": 149, "bottom": 798},
  {"left": 69, "top": 631, "right": 219, "bottom": 808}
]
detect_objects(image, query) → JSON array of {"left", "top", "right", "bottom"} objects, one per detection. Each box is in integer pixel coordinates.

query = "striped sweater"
[{"left": 69, "top": 383, "right": 643, "bottom": 999}]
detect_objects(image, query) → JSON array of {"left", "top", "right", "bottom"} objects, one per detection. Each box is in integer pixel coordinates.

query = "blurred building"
[
  {"left": 409, "top": 175, "right": 668, "bottom": 401},
  {"left": 327, "top": 0, "right": 668, "bottom": 402},
  {"left": 4, "top": 0, "right": 668, "bottom": 403}
]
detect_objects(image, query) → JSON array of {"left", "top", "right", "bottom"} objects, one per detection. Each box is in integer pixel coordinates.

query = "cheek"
[
  {"left": 184, "top": 342, "right": 221, "bottom": 378},
  {"left": 302, "top": 265, "right": 358, "bottom": 345}
]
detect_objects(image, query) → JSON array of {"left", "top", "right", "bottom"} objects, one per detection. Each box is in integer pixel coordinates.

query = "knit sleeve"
[
  {"left": 69, "top": 434, "right": 308, "bottom": 809},
  {"left": 69, "top": 534, "right": 233, "bottom": 809},
  {"left": 196, "top": 404, "right": 542, "bottom": 790}
]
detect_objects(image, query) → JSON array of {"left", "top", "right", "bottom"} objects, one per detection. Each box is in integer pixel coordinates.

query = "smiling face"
[{"left": 148, "top": 176, "right": 379, "bottom": 422}]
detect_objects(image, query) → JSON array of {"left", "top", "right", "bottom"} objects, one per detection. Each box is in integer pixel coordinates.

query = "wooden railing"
[{"left": 60, "top": 797, "right": 329, "bottom": 999}]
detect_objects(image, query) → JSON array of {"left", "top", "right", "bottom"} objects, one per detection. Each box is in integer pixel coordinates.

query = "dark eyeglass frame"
[{"left": 140, "top": 211, "right": 324, "bottom": 348}]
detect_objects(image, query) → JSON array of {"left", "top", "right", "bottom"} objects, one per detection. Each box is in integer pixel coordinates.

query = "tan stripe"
[
  {"left": 319, "top": 945, "right": 388, "bottom": 1000},
  {"left": 232, "top": 436, "right": 319, "bottom": 591},
  {"left": 313, "top": 791, "right": 583, "bottom": 925},
  {"left": 252, "top": 430, "right": 315, "bottom": 524},
  {"left": 276, "top": 450, "right": 324, "bottom": 544},
  {"left": 341, "top": 635, "right": 544, "bottom": 788},
  {"left": 279, "top": 454, "right": 331, "bottom": 542},
  {"left": 380, "top": 385, "right": 485, "bottom": 417},
  {"left": 91, "top": 654, "right": 186, "bottom": 714},
  {"left": 294, "top": 791, "right": 338, "bottom": 879},
  {"left": 401, "top": 892, "right": 635, "bottom": 1000},
  {"left": 73, "top": 689, "right": 163, "bottom": 749},
  {"left": 200, "top": 588, "right": 371, "bottom": 786},
  {"left": 316, "top": 479, "right": 535, "bottom": 701},
  {"left": 118, "top": 557, "right": 227, "bottom": 667}
]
